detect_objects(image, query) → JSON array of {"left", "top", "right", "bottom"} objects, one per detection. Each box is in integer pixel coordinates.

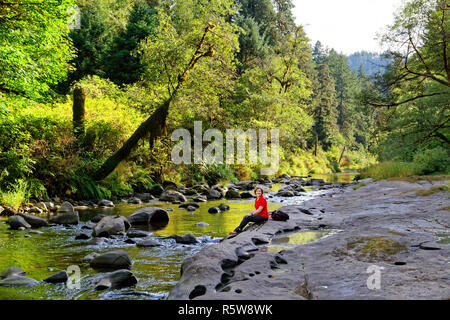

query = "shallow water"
[{"left": 0, "top": 173, "right": 357, "bottom": 300}]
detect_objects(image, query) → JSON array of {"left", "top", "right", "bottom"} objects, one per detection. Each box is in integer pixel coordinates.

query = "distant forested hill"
[{"left": 347, "top": 51, "right": 390, "bottom": 76}]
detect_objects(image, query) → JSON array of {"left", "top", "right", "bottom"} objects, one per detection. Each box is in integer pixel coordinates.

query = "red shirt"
[{"left": 255, "top": 196, "right": 269, "bottom": 218}]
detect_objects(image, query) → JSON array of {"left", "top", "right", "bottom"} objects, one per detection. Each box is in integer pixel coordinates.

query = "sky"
[{"left": 292, "top": 0, "right": 405, "bottom": 55}]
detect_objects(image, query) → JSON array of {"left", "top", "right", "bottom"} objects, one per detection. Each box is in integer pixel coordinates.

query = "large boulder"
[
  {"left": 240, "top": 191, "right": 255, "bottom": 199},
  {"left": 127, "top": 197, "right": 142, "bottom": 204},
  {"left": 17, "top": 212, "right": 48, "bottom": 228},
  {"left": 208, "top": 207, "right": 221, "bottom": 214},
  {"left": 49, "top": 201, "right": 79, "bottom": 225},
  {"left": 7, "top": 215, "right": 31, "bottom": 230},
  {"left": 162, "top": 181, "right": 178, "bottom": 190},
  {"left": 127, "top": 207, "right": 169, "bottom": 225},
  {"left": 93, "top": 269, "right": 137, "bottom": 290},
  {"left": 159, "top": 190, "right": 187, "bottom": 203},
  {"left": 90, "top": 250, "right": 133, "bottom": 270},
  {"left": 92, "top": 215, "right": 131, "bottom": 238}
]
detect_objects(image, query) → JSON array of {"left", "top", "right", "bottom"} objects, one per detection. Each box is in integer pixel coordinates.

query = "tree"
[
  {"left": 311, "top": 64, "right": 339, "bottom": 150},
  {"left": 93, "top": 0, "right": 239, "bottom": 181},
  {"left": 0, "top": 0, "right": 75, "bottom": 100},
  {"left": 368, "top": 0, "right": 450, "bottom": 153},
  {"left": 103, "top": 0, "right": 158, "bottom": 85}
]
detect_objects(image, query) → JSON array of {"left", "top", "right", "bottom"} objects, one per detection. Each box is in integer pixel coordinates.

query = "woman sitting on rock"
[{"left": 229, "top": 187, "right": 269, "bottom": 235}]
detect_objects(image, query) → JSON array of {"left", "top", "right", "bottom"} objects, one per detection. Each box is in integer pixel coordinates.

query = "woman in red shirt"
[{"left": 230, "top": 187, "right": 269, "bottom": 235}]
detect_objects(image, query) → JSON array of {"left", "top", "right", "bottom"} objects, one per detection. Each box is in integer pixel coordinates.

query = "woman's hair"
[{"left": 254, "top": 187, "right": 264, "bottom": 195}]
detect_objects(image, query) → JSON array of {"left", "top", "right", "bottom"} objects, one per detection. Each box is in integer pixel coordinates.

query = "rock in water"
[
  {"left": 208, "top": 207, "right": 221, "bottom": 214},
  {"left": 49, "top": 202, "right": 79, "bottom": 225},
  {"left": 0, "top": 275, "right": 38, "bottom": 287},
  {"left": 225, "top": 189, "right": 241, "bottom": 199},
  {"left": 90, "top": 250, "right": 133, "bottom": 270},
  {"left": 17, "top": 212, "right": 48, "bottom": 228},
  {"left": 7, "top": 215, "right": 31, "bottom": 230},
  {"left": 44, "top": 271, "right": 68, "bottom": 284},
  {"left": 159, "top": 190, "right": 186, "bottom": 203},
  {"left": 127, "top": 207, "right": 169, "bottom": 225},
  {"left": 172, "top": 233, "right": 199, "bottom": 244},
  {"left": 136, "top": 239, "right": 162, "bottom": 247},
  {"left": 0, "top": 267, "right": 26, "bottom": 279},
  {"left": 94, "top": 269, "right": 137, "bottom": 290},
  {"left": 92, "top": 215, "right": 131, "bottom": 238},
  {"left": 98, "top": 199, "right": 115, "bottom": 207},
  {"left": 218, "top": 203, "right": 230, "bottom": 211}
]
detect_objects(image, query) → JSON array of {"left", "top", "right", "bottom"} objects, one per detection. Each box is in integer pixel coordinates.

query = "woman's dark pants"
[{"left": 234, "top": 215, "right": 268, "bottom": 232}]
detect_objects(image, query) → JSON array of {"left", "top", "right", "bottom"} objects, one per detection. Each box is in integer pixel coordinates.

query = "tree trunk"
[
  {"left": 338, "top": 146, "right": 346, "bottom": 164},
  {"left": 93, "top": 99, "right": 171, "bottom": 181},
  {"left": 73, "top": 86, "right": 86, "bottom": 138}
]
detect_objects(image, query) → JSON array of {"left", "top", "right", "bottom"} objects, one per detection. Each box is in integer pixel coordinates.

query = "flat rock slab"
[{"left": 169, "top": 177, "right": 450, "bottom": 300}]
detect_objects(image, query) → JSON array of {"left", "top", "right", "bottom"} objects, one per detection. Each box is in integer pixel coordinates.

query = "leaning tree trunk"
[
  {"left": 93, "top": 99, "right": 171, "bottom": 181},
  {"left": 93, "top": 23, "right": 216, "bottom": 182}
]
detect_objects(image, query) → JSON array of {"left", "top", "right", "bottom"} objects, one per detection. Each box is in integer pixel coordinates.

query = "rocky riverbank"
[{"left": 169, "top": 175, "right": 450, "bottom": 300}]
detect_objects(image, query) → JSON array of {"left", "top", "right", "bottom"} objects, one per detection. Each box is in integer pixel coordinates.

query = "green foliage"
[
  {"left": 0, "top": 0, "right": 75, "bottom": 100},
  {"left": 67, "top": 174, "right": 110, "bottom": 200},
  {"left": 360, "top": 161, "right": 416, "bottom": 180},
  {"left": 128, "top": 167, "right": 155, "bottom": 193},
  {"left": 0, "top": 180, "right": 29, "bottom": 210},
  {"left": 412, "top": 146, "right": 450, "bottom": 175}
]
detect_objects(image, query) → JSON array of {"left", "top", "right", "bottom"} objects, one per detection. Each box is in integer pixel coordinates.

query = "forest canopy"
[{"left": 0, "top": 0, "right": 448, "bottom": 203}]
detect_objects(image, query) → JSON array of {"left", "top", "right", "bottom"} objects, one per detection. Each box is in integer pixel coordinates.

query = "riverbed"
[{"left": 0, "top": 173, "right": 358, "bottom": 300}]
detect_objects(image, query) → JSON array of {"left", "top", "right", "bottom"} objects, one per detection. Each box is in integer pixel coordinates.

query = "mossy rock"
[{"left": 347, "top": 236, "right": 408, "bottom": 261}]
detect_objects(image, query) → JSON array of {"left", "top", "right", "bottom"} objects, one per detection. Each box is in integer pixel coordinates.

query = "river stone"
[
  {"left": 0, "top": 275, "right": 38, "bottom": 287},
  {"left": 0, "top": 207, "right": 16, "bottom": 217},
  {"left": 36, "top": 202, "right": 48, "bottom": 212},
  {"left": 17, "top": 212, "right": 48, "bottom": 228},
  {"left": 275, "top": 191, "right": 295, "bottom": 197},
  {"left": 8, "top": 215, "right": 31, "bottom": 230},
  {"left": 207, "top": 189, "right": 223, "bottom": 200},
  {"left": 127, "top": 207, "right": 169, "bottom": 225},
  {"left": 208, "top": 207, "right": 221, "bottom": 214},
  {"left": 28, "top": 206, "right": 43, "bottom": 214},
  {"left": 240, "top": 191, "right": 255, "bottom": 199},
  {"left": 75, "top": 233, "right": 90, "bottom": 240},
  {"left": 192, "top": 195, "right": 207, "bottom": 202},
  {"left": 225, "top": 189, "right": 241, "bottom": 199},
  {"left": 136, "top": 239, "right": 162, "bottom": 247},
  {"left": 186, "top": 206, "right": 197, "bottom": 212},
  {"left": 127, "top": 230, "right": 151, "bottom": 238},
  {"left": 49, "top": 211, "right": 79, "bottom": 225},
  {"left": 218, "top": 203, "right": 230, "bottom": 211},
  {"left": 98, "top": 199, "right": 114, "bottom": 207},
  {"left": 0, "top": 266, "right": 26, "bottom": 279},
  {"left": 82, "top": 252, "right": 100, "bottom": 263},
  {"left": 92, "top": 215, "right": 131, "bottom": 238},
  {"left": 90, "top": 250, "right": 132, "bottom": 270},
  {"left": 44, "top": 271, "right": 68, "bottom": 284},
  {"left": 172, "top": 233, "right": 199, "bottom": 244},
  {"left": 94, "top": 269, "right": 137, "bottom": 290},
  {"left": 179, "top": 203, "right": 200, "bottom": 210},
  {"left": 159, "top": 190, "right": 187, "bottom": 203},
  {"left": 50, "top": 202, "right": 79, "bottom": 225},
  {"left": 127, "top": 197, "right": 142, "bottom": 204}
]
